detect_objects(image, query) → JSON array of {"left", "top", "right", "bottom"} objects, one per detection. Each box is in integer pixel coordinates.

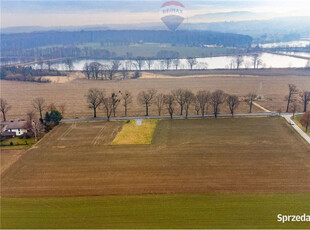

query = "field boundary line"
[
  {"left": 58, "top": 122, "right": 76, "bottom": 140},
  {"left": 91, "top": 124, "right": 106, "bottom": 145}
]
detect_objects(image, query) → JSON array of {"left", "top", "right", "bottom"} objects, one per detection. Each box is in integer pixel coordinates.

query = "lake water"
[
  {"left": 278, "top": 52, "right": 310, "bottom": 58},
  {"left": 49, "top": 52, "right": 309, "bottom": 71},
  {"left": 259, "top": 40, "right": 310, "bottom": 48}
]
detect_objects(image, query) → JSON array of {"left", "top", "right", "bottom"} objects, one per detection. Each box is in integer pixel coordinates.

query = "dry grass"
[
  {"left": 1, "top": 117, "right": 310, "bottom": 197},
  {"left": 1, "top": 72, "right": 310, "bottom": 120},
  {"left": 111, "top": 120, "right": 157, "bottom": 145}
]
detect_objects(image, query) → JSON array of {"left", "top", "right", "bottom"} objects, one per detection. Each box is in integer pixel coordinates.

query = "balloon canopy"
[{"left": 160, "top": 1, "right": 185, "bottom": 31}]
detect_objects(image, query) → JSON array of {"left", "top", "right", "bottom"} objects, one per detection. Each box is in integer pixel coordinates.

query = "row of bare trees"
[
  {"left": 285, "top": 84, "right": 310, "bottom": 113},
  {"left": 85, "top": 88, "right": 261, "bottom": 120},
  {"left": 1, "top": 85, "right": 309, "bottom": 122},
  {"left": 138, "top": 89, "right": 243, "bottom": 118},
  {"left": 229, "top": 54, "right": 264, "bottom": 70},
  {"left": 86, "top": 88, "right": 133, "bottom": 121},
  {"left": 82, "top": 57, "right": 203, "bottom": 80}
]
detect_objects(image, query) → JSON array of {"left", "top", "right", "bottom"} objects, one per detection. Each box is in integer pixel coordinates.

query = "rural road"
[
  {"left": 60, "top": 112, "right": 274, "bottom": 123},
  {"left": 282, "top": 114, "right": 310, "bottom": 144}
]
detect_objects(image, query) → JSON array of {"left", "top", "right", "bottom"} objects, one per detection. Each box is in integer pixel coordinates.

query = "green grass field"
[
  {"left": 1, "top": 194, "right": 310, "bottom": 229},
  {"left": 0, "top": 137, "right": 35, "bottom": 147},
  {"left": 77, "top": 42, "right": 239, "bottom": 58}
]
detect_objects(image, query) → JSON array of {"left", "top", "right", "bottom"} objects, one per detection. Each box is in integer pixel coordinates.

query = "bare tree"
[
  {"left": 194, "top": 98, "right": 200, "bottom": 115},
  {"left": 155, "top": 93, "right": 165, "bottom": 116},
  {"left": 89, "top": 62, "right": 103, "bottom": 80},
  {"left": 30, "top": 119, "right": 45, "bottom": 141},
  {"left": 137, "top": 89, "right": 157, "bottom": 116},
  {"left": 64, "top": 58, "right": 73, "bottom": 71},
  {"left": 290, "top": 101, "right": 298, "bottom": 118},
  {"left": 251, "top": 53, "right": 261, "bottom": 69},
  {"left": 235, "top": 55, "right": 244, "bottom": 70},
  {"left": 227, "top": 95, "right": 240, "bottom": 117},
  {"left": 146, "top": 59, "right": 154, "bottom": 71},
  {"left": 58, "top": 103, "right": 66, "bottom": 117},
  {"left": 107, "top": 60, "right": 121, "bottom": 80},
  {"left": 32, "top": 97, "right": 46, "bottom": 120},
  {"left": 196, "top": 90, "right": 210, "bottom": 117},
  {"left": 121, "top": 67, "right": 129, "bottom": 80},
  {"left": 184, "top": 90, "right": 195, "bottom": 118},
  {"left": 164, "top": 58, "right": 172, "bottom": 70},
  {"left": 86, "top": 88, "right": 104, "bottom": 118},
  {"left": 135, "top": 57, "right": 145, "bottom": 71},
  {"left": 247, "top": 93, "right": 257, "bottom": 113},
  {"left": 301, "top": 111, "right": 310, "bottom": 133},
  {"left": 46, "top": 61, "right": 53, "bottom": 71},
  {"left": 110, "top": 92, "right": 120, "bottom": 117},
  {"left": 83, "top": 63, "right": 92, "bottom": 79},
  {"left": 210, "top": 90, "right": 226, "bottom": 118},
  {"left": 300, "top": 91, "right": 310, "bottom": 112},
  {"left": 186, "top": 57, "right": 198, "bottom": 70},
  {"left": 173, "top": 59, "right": 180, "bottom": 70},
  {"left": 164, "top": 94, "right": 176, "bottom": 119},
  {"left": 102, "top": 97, "right": 113, "bottom": 121},
  {"left": 26, "top": 110, "right": 36, "bottom": 121},
  {"left": 121, "top": 91, "right": 132, "bottom": 117},
  {"left": 47, "top": 103, "right": 57, "bottom": 112},
  {"left": 0, "top": 98, "right": 11, "bottom": 121},
  {"left": 285, "top": 84, "right": 298, "bottom": 112},
  {"left": 172, "top": 89, "right": 186, "bottom": 115}
]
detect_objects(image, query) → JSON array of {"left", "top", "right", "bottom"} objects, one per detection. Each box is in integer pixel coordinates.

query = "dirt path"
[{"left": 253, "top": 102, "right": 271, "bottom": 113}]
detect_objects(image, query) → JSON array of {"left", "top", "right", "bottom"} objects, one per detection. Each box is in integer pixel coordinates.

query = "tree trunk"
[
  {"left": 146, "top": 105, "right": 149, "bottom": 116},
  {"left": 2, "top": 111, "right": 6, "bottom": 121},
  {"left": 249, "top": 101, "right": 253, "bottom": 113},
  {"left": 124, "top": 105, "right": 127, "bottom": 117},
  {"left": 286, "top": 94, "right": 291, "bottom": 112},
  {"left": 93, "top": 108, "right": 97, "bottom": 118},
  {"left": 39, "top": 110, "right": 43, "bottom": 120}
]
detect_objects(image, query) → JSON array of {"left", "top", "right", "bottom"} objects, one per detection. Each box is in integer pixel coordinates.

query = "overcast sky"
[{"left": 1, "top": 0, "right": 310, "bottom": 28}]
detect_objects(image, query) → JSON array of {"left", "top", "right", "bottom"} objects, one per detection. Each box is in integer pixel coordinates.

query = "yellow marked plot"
[{"left": 111, "top": 120, "right": 158, "bottom": 145}]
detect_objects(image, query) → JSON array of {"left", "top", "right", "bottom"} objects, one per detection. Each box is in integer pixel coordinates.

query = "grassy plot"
[
  {"left": 1, "top": 194, "right": 310, "bottom": 229},
  {"left": 0, "top": 137, "right": 35, "bottom": 147},
  {"left": 293, "top": 114, "right": 310, "bottom": 137},
  {"left": 111, "top": 120, "right": 158, "bottom": 145}
]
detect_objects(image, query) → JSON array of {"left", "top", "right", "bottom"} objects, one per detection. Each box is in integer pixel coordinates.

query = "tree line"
[
  {"left": 85, "top": 88, "right": 266, "bottom": 120},
  {"left": 0, "top": 65, "right": 64, "bottom": 82},
  {"left": 1, "top": 30, "right": 253, "bottom": 51}
]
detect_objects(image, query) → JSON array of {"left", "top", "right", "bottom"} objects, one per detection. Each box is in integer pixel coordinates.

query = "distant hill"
[{"left": 2, "top": 16, "right": 309, "bottom": 38}]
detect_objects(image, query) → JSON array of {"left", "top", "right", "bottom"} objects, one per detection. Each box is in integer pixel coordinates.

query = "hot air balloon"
[{"left": 160, "top": 1, "right": 185, "bottom": 31}]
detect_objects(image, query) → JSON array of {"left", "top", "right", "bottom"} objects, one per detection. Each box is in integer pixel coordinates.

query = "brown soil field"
[
  {"left": 1, "top": 72, "right": 310, "bottom": 120},
  {"left": 1, "top": 117, "right": 310, "bottom": 197},
  {"left": 0, "top": 149, "right": 25, "bottom": 176}
]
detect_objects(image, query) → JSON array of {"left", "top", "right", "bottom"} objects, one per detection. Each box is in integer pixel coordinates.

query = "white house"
[{"left": 3, "top": 120, "right": 28, "bottom": 137}]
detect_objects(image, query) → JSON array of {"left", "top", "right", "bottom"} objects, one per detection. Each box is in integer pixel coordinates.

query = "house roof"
[
  {"left": 1, "top": 131, "right": 16, "bottom": 137},
  {"left": 6, "top": 121, "right": 28, "bottom": 129}
]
